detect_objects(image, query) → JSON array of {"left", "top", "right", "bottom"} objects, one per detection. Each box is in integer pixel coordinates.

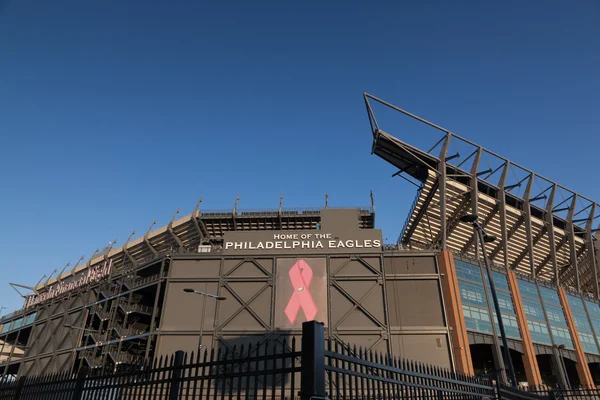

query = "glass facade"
[
  {"left": 0, "top": 313, "right": 36, "bottom": 334},
  {"left": 455, "top": 259, "right": 521, "bottom": 339},
  {"left": 539, "top": 286, "right": 574, "bottom": 349},
  {"left": 454, "top": 257, "right": 600, "bottom": 356},
  {"left": 566, "top": 295, "right": 599, "bottom": 354},
  {"left": 517, "top": 280, "right": 552, "bottom": 345}
]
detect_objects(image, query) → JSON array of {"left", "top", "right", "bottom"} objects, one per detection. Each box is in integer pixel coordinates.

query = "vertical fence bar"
[
  {"left": 71, "top": 366, "right": 87, "bottom": 400},
  {"left": 168, "top": 350, "right": 185, "bottom": 400},
  {"left": 300, "top": 321, "right": 326, "bottom": 400},
  {"left": 291, "top": 338, "right": 296, "bottom": 400},
  {"left": 243, "top": 344, "right": 251, "bottom": 400}
]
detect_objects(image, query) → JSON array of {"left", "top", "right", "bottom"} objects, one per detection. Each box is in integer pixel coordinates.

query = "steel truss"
[{"left": 365, "top": 93, "right": 600, "bottom": 298}]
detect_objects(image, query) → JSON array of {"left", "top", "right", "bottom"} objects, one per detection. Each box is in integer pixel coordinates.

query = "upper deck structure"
[{"left": 365, "top": 93, "right": 600, "bottom": 298}]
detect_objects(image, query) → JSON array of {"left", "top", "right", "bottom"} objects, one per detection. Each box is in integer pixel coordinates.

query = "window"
[{"left": 528, "top": 320, "right": 552, "bottom": 345}]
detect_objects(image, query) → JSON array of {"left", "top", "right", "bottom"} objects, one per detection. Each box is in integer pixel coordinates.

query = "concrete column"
[
  {"left": 506, "top": 271, "right": 543, "bottom": 386},
  {"left": 558, "top": 287, "right": 595, "bottom": 388},
  {"left": 438, "top": 250, "right": 474, "bottom": 375}
]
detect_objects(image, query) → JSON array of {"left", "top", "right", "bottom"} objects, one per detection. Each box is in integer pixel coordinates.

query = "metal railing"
[{"left": 3, "top": 320, "right": 590, "bottom": 400}]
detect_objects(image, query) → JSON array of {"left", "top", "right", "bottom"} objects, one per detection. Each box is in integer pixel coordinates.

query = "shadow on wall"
[{"left": 207, "top": 331, "right": 299, "bottom": 397}]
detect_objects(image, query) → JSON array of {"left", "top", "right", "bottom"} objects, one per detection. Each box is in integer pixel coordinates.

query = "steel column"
[
  {"left": 587, "top": 204, "right": 600, "bottom": 299},
  {"left": 566, "top": 195, "right": 580, "bottom": 291},
  {"left": 498, "top": 162, "right": 510, "bottom": 269},
  {"left": 438, "top": 134, "right": 450, "bottom": 249},
  {"left": 546, "top": 185, "right": 559, "bottom": 286},
  {"left": 523, "top": 174, "right": 536, "bottom": 277}
]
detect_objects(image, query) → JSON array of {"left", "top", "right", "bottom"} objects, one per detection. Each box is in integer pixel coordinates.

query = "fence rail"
[{"left": 3, "top": 321, "right": 600, "bottom": 399}]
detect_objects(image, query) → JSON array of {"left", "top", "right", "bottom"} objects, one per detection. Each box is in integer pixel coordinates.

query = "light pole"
[
  {"left": 183, "top": 287, "right": 226, "bottom": 350},
  {"left": 460, "top": 214, "right": 518, "bottom": 387},
  {"left": 556, "top": 344, "right": 570, "bottom": 389}
]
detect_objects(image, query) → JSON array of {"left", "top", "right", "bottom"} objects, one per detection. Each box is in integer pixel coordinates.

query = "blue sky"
[{"left": 0, "top": 1, "right": 598, "bottom": 314}]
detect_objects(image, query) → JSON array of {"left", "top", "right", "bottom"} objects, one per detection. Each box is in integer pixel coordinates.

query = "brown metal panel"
[
  {"left": 220, "top": 282, "right": 272, "bottom": 330},
  {"left": 384, "top": 256, "right": 437, "bottom": 274},
  {"left": 223, "top": 258, "right": 272, "bottom": 277},
  {"left": 170, "top": 259, "right": 221, "bottom": 278},
  {"left": 390, "top": 334, "right": 452, "bottom": 369},
  {"left": 385, "top": 280, "right": 444, "bottom": 327},
  {"left": 160, "top": 281, "right": 220, "bottom": 332},
  {"left": 156, "top": 334, "right": 199, "bottom": 358},
  {"left": 330, "top": 280, "right": 384, "bottom": 329}
]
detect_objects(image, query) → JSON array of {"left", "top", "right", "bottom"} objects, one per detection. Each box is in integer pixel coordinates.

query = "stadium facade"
[{"left": 2, "top": 94, "right": 600, "bottom": 390}]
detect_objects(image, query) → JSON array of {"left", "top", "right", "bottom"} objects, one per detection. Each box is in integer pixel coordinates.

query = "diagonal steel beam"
[
  {"left": 489, "top": 215, "right": 525, "bottom": 262},
  {"left": 511, "top": 225, "right": 547, "bottom": 270},
  {"left": 143, "top": 220, "right": 159, "bottom": 258},
  {"left": 166, "top": 208, "right": 185, "bottom": 249},
  {"left": 545, "top": 185, "right": 559, "bottom": 286},
  {"left": 433, "top": 192, "right": 472, "bottom": 245},
  {"left": 536, "top": 234, "right": 568, "bottom": 277},
  {"left": 403, "top": 179, "right": 439, "bottom": 243},
  {"left": 460, "top": 203, "right": 500, "bottom": 254}
]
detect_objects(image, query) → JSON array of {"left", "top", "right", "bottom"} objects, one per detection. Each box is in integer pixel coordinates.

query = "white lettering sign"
[
  {"left": 224, "top": 233, "right": 381, "bottom": 252},
  {"left": 24, "top": 260, "right": 113, "bottom": 308}
]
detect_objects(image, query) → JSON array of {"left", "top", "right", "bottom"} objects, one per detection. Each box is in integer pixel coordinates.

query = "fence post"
[
  {"left": 300, "top": 321, "right": 326, "bottom": 400},
  {"left": 13, "top": 377, "right": 25, "bottom": 400},
  {"left": 168, "top": 350, "right": 185, "bottom": 400},
  {"left": 71, "top": 366, "right": 89, "bottom": 400}
]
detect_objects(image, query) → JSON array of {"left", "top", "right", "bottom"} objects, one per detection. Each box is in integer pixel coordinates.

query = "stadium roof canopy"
[{"left": 365, "top": 93, "right": 600, "bottom": 298}]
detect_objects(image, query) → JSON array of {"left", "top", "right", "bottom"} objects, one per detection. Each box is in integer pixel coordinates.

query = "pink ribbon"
[{"left": 284, "top": 260, "right": 318, "bottom": 324}]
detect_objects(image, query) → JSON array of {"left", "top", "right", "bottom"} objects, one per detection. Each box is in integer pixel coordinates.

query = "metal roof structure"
[
  {"left": 365, "top": 93, "right": 600, "bottom": 298},
  {"left": 18, "top": 200, "right": 374, "bottom": 297}
]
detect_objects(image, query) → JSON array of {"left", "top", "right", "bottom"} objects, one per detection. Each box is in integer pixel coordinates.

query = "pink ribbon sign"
[{"left": 284, "top": 260, "right": 318, "bottom": 324}]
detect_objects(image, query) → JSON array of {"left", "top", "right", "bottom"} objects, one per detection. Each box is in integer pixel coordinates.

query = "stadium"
[{"left": 2, "top": 93, "right": 600, "bottom": 392}]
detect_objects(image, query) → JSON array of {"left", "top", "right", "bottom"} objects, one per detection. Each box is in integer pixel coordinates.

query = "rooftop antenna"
[
  {"left": 123, "top": 229, "right": 137, "bottom": 266},
  {"left": 325, "top": 193, "right": 329, "bottom": 208},
  {"left": 34, "top": 274, "right": 47, "bottom": 288},
  {"left": 233, "top": 194, "right": 240, "bottom": 215},
  {"left": 279, "top": 193, "right": 283, "bottom": 212}
]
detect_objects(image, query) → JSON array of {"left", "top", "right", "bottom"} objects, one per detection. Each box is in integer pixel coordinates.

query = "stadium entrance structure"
[{"left": 365, "top": 93, "right": 600, "bottom": 389}]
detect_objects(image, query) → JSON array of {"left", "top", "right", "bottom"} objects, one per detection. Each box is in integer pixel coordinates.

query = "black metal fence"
[{"left": 1, "top": 321, "right": 597, "bottom": 400}]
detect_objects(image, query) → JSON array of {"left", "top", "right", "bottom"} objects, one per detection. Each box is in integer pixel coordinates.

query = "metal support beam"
[
  {"left": 470, "top": 148, "right": 482, "bottom": 260},
  {"left": 460, "top": 203, "right": 500, "bottom": 255},
  {"left": 438, "top": 133, "right": 450, "bottom": 249},
  {"left": 122, "top": 230, "right": 138, "bottom": 267},
  {"left": 498, "top": 162, "right": 510, "bottom": 268},
  {"left": 166, "top": 208, "right": 185, "bottom": 249},
  {"left": 433, "top": 192, "right": 472, "bottom": 245},
  {"left": 523, "top": 175, "right": 536, "bottom": 277},
  {"left": 536, "top": 234, "right": 567, "bottom": 278},
  {"left": 566, "top": 195, "right": 580, "bottom": 291},
  {"left": 511, "top": 226, "right": 547, "bottom": 271},
  {"left": 546, "top": 185, "right": 559, "bottom": 286},
  {"left": 403, "top": 179, "right": 439, "bottom": 244},
  {"left": 489, "top": 215, "right": 524, "bottom": 261},
  {"left": 143, "top": 221, "right": 159, "bottom": 258},
  {"left": 587, "top": 204, "right": 600, "bottom": 299}
]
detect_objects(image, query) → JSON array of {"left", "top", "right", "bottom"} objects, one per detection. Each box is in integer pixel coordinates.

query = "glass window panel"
[
  {"left": 585, "top": 301, "right": 600, "bottom": 318},
  {"left": 539, "top": 287, "right": 561, "bottom": 306},
  {"left": 492, "top": 313, "right": 521, "bottom": 339},
  {"left": 518, "top": 280, "right": 540, "bottom": 299},
  {"left": 545, "top": 306, "right": 568, "bottom": 326},
  {"left": 528, "top": 320, "right": 552, "bottom": 345},
  {"left": 567, "top": 295, "right": 586, "bottom": 315},
  {"left": 458, "top": 282, "right": 487, "bottom": 307},
  {"left": 551, "top": 326, "right": 574, "bottom": 349},
  {"left": 522, "top": 299, "right": 546, "bottom": 321},
  {"left": 579, "top": 332, "right": 599, "bottom": 354},
  {"left": 455, "top": 260, "right": 483, "bottom": 283},
  {"left": 591, "top": 319, "right": 600, "bottom": 335},
  {"left": 462, "top": 304, "right": 493, "bottom": 334},
  {"left": 573, "top": 314, "right": 592, "bottom": 333}
]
